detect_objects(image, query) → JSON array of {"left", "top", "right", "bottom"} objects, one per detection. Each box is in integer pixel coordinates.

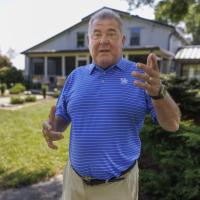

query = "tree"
[
  {"left": 0, "top": 54, "right": 12, "bottom": 68},
  {"left": 123, "top": 0, "right": 200, "bottom": 44},
  {"left": 155, "top": 0, "right": 200, "bottom": 44},
  {"left": 0, "top": 67, "right": 24, "bottom": 87},
  {"left": 123, "top": 0, "right": 155, "bottom": 11}
]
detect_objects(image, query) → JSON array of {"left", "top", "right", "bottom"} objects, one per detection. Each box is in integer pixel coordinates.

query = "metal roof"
[{"left": 175, "top": 46, "right": 200, "bottom": 60}]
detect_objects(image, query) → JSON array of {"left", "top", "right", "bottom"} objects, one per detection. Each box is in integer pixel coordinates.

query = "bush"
[
  {"left": 0, "top": 67, "right": 24, "bottom": 86},
  {"left": 139, "top": 118, "right": 200, "bottom": 200},
  {"left": 10, "top": 83, "right": 26, "bottom": 94},
  {"left": 41, "top": 84, "right": 48, "bottom": 99},
  {"left": 10, "top": 96, "right": 24, "bottom": 104},
  {"left": 53, "top": 88, "right": 60, "bottom": 98},
  {"left": 0, "top": 83, "right": 7, "bottom": 96},
  {"left": 25, "top": 95, "right": 36, "bottom": 102},
  {"left": 161, "top": 75, "right": 200, "bottom": 124}
]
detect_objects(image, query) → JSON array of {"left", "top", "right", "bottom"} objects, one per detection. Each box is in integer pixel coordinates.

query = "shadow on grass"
[
  {"left": 0, "top": 168, "right": 62, "bottom": 200},
  {"left": 0, "top": 167, "right": 53, "bottom": 189}
]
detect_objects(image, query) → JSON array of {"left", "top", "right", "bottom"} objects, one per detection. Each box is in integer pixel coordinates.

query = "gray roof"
[
  {"left": 22, "top": 7, "right": 188, "bottom": 54},
  {"left": 175, "top": 46, "right": 200, "bottom": 60}
]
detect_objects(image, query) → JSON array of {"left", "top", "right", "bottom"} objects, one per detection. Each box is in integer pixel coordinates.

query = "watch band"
[{"left": 150, "top": 84, "right": 168, "bottom": 100}]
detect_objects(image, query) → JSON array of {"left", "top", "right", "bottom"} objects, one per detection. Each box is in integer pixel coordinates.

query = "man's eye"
[
  {"left": 92, "top": 32, "right": 101, "bottom": 39},
  {"left": 108, "top": 32, "right": 115, "bottom": 36},
  {"left": 107, "top": 32, "right": 117, "bottom": 38}
]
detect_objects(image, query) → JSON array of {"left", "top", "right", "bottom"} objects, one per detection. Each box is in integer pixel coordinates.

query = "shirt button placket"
[{"left": 102, "top": 71, "right": 106, "bottom": 83}]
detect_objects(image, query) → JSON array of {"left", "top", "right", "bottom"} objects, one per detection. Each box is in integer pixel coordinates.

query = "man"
[{"left": 42, "top": 9, "right": 180, "bottom": 200}]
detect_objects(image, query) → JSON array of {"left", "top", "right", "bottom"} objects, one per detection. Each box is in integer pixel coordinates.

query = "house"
[
  {"left": 22, "top": 7, "right": 188, "bottom": 89},
  {"left": 175, "top": 45, "right": 200, "bottom": 79}
]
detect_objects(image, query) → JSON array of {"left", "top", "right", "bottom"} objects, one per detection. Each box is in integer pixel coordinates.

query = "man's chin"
[{"left": 97, "top": 58, "right": 114, "bottom": 68}]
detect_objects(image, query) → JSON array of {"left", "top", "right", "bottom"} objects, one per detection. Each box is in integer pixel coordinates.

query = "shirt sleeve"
[
  {"left": 145, "top": 91, "right": 158, "bottom": 124},
  {"left": 55, "top": 73, "right": 73, "bottom": 124}
]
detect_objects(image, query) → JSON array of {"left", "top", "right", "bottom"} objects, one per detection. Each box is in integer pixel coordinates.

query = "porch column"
[
  {"left": 44, "top": 56, "right": 48, "bottom": 82},
  {"left": 62, "top": 56, "right": 65, "bottom": 76},
  {"left": 24, "top": 56, "right": 30, "bottom": 77}
]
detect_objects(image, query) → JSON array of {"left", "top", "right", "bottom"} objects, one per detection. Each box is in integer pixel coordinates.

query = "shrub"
[
  {"left": 0, "top": 67, "right": 24, "bottom": 86},
  {"left": 0, "top": 83, "right": 7, "bottom": 96},
  {"left": 10, "top": 83, "right": 26, "bottom": 94},
  {"left": 53, "top": 88, "right": 60, "bottom": 98},
  {"left": 41, "top": 84, "right": 48, "bottom": 99},
  {"left": 161, "top": 75, "right": 200, "bottom": 124},
  {"left": 139, "top": 118, "right": 200, "bottom": 200},
  {"left": 10, "top": 96, "right": 24, "bottom": 104},
  {"left": 25, "top": 95, "right": 36, "bottom": 102}
]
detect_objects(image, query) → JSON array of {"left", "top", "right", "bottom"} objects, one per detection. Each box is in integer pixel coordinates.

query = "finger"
[
  {"left": 133, "top": 80, "right": 151, "bottom": 91},
  {"left": 43, "top": 121, "right": 52, "bottom": 131},
  {"left": 49, "top": 105, "right": 56, "bottom": 124},
  {"left": 45, "top": 130, "right": 64, "bottom": 141},
  {"left": 147, "top": 53, "right": 159, "bottom": 72},
  {"left": 136, "top": 63, "right": 158, "bottom": 77},
  {"left": 47, "top": 140, "right": 58, "bottom": 150},
  {"left": 131, "top": 71, "right": 149, "bottom": 82}
]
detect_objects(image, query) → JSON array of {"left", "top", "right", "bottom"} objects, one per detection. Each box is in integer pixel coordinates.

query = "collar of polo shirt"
[{"left": 89, "top": 57, "right": 126, "bottom": 75}]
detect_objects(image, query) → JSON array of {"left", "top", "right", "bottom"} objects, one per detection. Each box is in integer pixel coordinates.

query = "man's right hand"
[{"left": 42, "top": 106, "right": 64, "bottom": 150}]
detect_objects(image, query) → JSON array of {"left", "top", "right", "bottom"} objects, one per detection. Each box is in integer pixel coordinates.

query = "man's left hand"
[{"left": 131, "top": 53, "right": 161, "bottom": 96}]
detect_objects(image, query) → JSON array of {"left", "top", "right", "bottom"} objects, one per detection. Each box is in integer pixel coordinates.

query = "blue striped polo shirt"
[{"left": 56, "top": 58, "right": 157, "bottom": 180}]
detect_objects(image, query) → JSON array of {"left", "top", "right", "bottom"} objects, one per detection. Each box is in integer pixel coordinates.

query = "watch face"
[
  {"left": 160, "top": 85, "right": 168, "bottom": 98},
  {"left": 150, "top": 84, "right": 167, "bottom": 100}
]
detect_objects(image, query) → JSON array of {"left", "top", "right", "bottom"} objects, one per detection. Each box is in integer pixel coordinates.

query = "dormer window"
[
  {"left": 77, "top": 32, "right": 85, "bottom": 48},
  {"left": 130, "top": 27, "right": 141, "bottom": 46}
]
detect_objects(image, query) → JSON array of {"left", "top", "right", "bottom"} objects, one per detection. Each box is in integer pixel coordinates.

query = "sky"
[{"left": 0, "top": 0, "right": 155, "bottom": 70}]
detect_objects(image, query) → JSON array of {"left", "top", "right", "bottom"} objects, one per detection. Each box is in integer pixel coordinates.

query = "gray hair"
[{"left": 88, "top": 9, "right": 123, "bottom": 34}]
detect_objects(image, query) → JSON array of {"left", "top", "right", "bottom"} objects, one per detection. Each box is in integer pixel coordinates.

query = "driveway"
[{"left": 0, "top": 174, "right": 63, "bottom": 200}]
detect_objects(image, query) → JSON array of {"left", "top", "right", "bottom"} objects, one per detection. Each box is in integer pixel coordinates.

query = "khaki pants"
[{"left": 61, "top": 161, "right": 139, "bottom": 200}]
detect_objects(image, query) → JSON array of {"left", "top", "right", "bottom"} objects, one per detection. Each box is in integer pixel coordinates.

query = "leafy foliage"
[
  {"left": 10, "top": 96, "right": 24, "bottom": 104},
  {"left": 0, "top": 54, "right": 12, "bottom": 68},
  {"left": 123, "top": 0, "right": 155, "bottom": 11},
  {"left": 161, "top": 75, "right": 200, "bottom": 123},
  {"left": 24, "top": 95, "right": 36, "bottom": 102},
  {"left": 0, "top": 67, "right": 24, "bottom": 87},
  {"left": 41, "top": 84, "right": 48, "bottom": 99},
  {"left": 0, "top": 83, "right": 7, "bottom": 96},
  {"left": 10, "top": 83, "right": 26, "bottom": 94},
  {"left": 139, "top": 119, "right": 200, "bottom": 200}
]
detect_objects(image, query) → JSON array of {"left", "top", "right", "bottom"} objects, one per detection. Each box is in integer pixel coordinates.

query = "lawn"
[{"left": 0, "top": 99, "right": 70, "bottom": 189}]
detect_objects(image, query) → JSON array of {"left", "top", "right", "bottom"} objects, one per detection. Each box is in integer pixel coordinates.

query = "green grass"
[{"left": 0, "top": 99, "right": 70, "bottom": 189}]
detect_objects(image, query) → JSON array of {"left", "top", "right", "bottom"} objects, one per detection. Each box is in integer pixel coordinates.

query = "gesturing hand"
[
  {"left": 42, "top": 106, "right": 64, "bottom": 150},
  {"left": 131, "top": 53, "right": 161, "bottom": 97}
]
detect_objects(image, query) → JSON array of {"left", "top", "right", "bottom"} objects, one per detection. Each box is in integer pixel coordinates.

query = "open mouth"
[{"left": 99, "top": 50, "right": 110, "bottom": 53}]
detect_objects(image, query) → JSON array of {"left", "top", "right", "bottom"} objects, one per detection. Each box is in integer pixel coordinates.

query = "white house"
[{"left": 22, "top": 7, "right": 188, "bottom": 89}]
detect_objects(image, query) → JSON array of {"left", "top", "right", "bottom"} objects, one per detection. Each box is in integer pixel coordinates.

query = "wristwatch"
[{"left": 150, "top": 84, "right": 168, "bottom": 100}]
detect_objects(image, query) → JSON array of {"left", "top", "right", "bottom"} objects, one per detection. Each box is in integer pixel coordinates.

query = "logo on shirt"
[{"left": 120, "top": 78, "right": 128, "bottom": 85}]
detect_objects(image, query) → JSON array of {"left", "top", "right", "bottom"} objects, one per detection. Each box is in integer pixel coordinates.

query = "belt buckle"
[{"left": 83, "top": 176, "right": 92, "bottom": 181}]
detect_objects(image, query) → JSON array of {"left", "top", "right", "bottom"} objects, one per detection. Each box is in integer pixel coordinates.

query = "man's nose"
[{"left": 99, "top": 35, "right": 109, "bottom": 44}]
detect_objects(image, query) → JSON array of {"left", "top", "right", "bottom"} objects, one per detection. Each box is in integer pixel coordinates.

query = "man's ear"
[
  {"left": 87, "top": 34, "right": 89, "bottom": 46},
  {"left": 122, "top": 35, "right": 126, "bottom": 47}
]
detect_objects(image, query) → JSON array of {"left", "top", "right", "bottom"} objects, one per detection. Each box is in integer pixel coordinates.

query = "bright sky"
[{"left": 0, "top": 0, "right": 155, "bottom": 70}]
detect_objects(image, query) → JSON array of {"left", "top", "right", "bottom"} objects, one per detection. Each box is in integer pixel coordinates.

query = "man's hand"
[
  {"left": 131, "top": 53, "right": 161, "bottom": 96},
  {"left": 42, "top": 106, "right": 64, "bottom": 150}
]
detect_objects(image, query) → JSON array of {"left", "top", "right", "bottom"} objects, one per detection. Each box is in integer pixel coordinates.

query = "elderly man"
[{"left": 42, "top": 8, "right": 180, "bottom": 200}]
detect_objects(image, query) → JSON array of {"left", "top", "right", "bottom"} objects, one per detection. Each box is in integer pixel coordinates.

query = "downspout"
[{"left": 167, "top": 28, "right": 176, "bottom": 51}]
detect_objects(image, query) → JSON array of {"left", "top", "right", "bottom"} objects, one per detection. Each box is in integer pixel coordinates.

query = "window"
[
  {"left": 130, "top": 27, "right": 141, "bottom": 46},
  {"left": 65, "top": 56, "right": 75, "bottom": 75},
  {"left": 30, "top": 57, "right": 44, "bottom": 75},
  {"left": 128, "top": 55, "right": 146, "bottom": 63},
  {"left": 47, "top": 57, "right": 62, "bottom": 76},
  {"left": 77, "top": 32, "right": 85, "bottom": 47},
  {"left": 78, "top": 60, "right": 87, "bottom": 66},
  {"left": 183, "top": 64, "right": 200, "bottom": 79}
]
